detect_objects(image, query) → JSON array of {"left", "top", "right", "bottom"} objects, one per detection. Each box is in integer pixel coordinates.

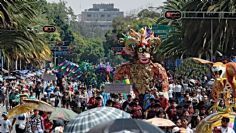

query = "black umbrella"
[{"left": 88, "top": 118, "right": 165, "bottom": 133}]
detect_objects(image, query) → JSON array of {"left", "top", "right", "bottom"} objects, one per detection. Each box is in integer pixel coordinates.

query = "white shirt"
[
  {"left": 50, "top": 97, "right": 56, "bottom": 105},
  {"left": 54, "top": 126, "right": 63, "bottom": 133},
  {"left": 15, "top": 113, "right": 29, "bottom": 125},
  {"left": 0, "top": 119, "right": 11, "bottom": 133},
  {"left": 186, "top": 127, "right": 193, "bottom": 133},
  {"left": 169, "top": 84, "right": 175, "bottom": 98},
  {"left": 221, "top": 127, "right": 235, "bottom": 133},
  {"left": 174, "top": 84, "right": 182, "bottom": 93},
  {"left": 168, "top": 88, "right": 173, "bottom": 99}
]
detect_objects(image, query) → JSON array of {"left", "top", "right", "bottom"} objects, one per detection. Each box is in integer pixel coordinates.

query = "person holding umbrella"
[
  {"left": 27, "top": 110, "right": 43, "bottom": 133},
  {"left": 12, "top": 94, "right": 29, "bottom": 133}
]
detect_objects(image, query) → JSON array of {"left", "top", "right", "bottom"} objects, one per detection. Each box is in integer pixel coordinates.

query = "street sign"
[
  {"left": 138, "top": 25, "right": 174, "bottom": 39},
  {"left": 151, "top": 25, "right": 174, "bottom": 39},
  {"left": 54, "top": 51, "right": 69, "bottom": 56},
  {"left": 164, "top": 11, "right": 182, "bottom": 20}
]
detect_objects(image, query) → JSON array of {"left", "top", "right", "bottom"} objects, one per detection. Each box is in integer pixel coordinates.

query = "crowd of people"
[{"left": 0, "top": 71, "right": 234, "bottom": 133}]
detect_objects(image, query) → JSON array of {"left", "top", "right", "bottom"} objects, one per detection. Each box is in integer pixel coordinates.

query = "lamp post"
[
  {"left": 0, "top": 49, "right": 3, "bottom": 71},
  {"left": 210, "top": 0, "right": 214, "bottom": 61},
  {"left": 210, "top": 17, "right": 213, "bottom": 61}
]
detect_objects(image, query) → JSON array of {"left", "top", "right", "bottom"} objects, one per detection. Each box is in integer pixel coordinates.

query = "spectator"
[
  {"left": 158, "top": 92, "right": 169, "bottom": 110},
  {"left": 62, "top": 91, "right": 70, "bottom": 109},
  {"left": 122, "top": 95, "right": 133, "bottom": 111},
  {"left": 145, "top": 103, "right": 161, "bottom": 119},
  {"left": 12, "top": 95, "right": 29, "bottom": 133},
  {"left": 95, "top": 96, "right": 103, "bottom": 107},
  {"left": 129, "top": 102, "right": 142, "bottom": 119},
  {"left": 41, "top": 112, "right": 53, "bottom": 133},
  {"left": 28, "top": 110, "right": 43, "bottom": 133},
  {"left": 52, "top": 119, "right": 64, "bottom": 133},
  {"left": 219, "top": 117, "right": 235, "bottom": 133},
  {"left": 181, "top": 117, "right": 193, "bottom": 133},
  {"left": 106, "top": 99, "right": 113, "bottom": 107},
  {"left": 35, "top": 82, "right": 42, "bottom": 99},
  {"left": 172, "top": 127, "right": 180, "bottom": 133},
  {"left": 157, "top": 109, "right": 168, "bottom": 119},
  {"left": 0, "top": 112, "right": 12, "bottom": 133}
]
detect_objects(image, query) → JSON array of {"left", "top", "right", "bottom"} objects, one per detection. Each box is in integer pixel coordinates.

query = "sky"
[{"left": 46, "top": 0, "right": 166, "bottom": 15}]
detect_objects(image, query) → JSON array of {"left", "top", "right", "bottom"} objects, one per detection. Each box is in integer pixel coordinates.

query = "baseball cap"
[
  {"left": 172, "top": 127, "right": 180, "bottom": 133},
  {"left": 2, "top": 112, "right": 8, "bottom": 116}
]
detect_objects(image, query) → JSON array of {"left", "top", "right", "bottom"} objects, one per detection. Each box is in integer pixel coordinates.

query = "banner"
[{"left": 104, "top": 83, "right": 132, "bottom": 93}]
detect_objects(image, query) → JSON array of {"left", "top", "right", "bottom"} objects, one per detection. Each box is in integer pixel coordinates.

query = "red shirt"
[
  {"left": 131, "top": 106, "right": 142, "bottom": 119},
  {"left": 159, "top": 97, "right": 168, "bottom": 110},
  {"left": 88, "top": 97, "right": 96, "bottom": 107},
  {"left": 113, "top": 102, "right": 122, "bottom": 109},
  {"left": 42, "top": 113, "right": 53, "bottom": 130}
]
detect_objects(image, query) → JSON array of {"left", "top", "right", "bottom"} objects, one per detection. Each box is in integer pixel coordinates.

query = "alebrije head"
[{"left": 119, "top": 27, "right": 161, "bottom": 56}]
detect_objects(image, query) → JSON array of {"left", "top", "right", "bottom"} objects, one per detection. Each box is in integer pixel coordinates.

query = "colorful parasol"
[
  {"left": 7, "top": 99, "right": 54, "bottom": 119},
  {"left": 23, "top": 99, "right": 55, "bottom": 112},
  {"left": 145, "top": 118, "right": 176, "bottom": 127},
  {"left": 49, "top": 108, "right": 78, "bottom": 121}
]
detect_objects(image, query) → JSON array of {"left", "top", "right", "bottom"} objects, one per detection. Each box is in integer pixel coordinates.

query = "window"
[
  {"left": 87, "top": 14, "right": 91, "bottom": 17},
  {"left": 101, "top": 14, "right": 105, "bottom": 17}
]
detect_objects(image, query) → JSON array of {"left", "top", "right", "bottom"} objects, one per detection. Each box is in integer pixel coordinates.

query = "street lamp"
[
  {"left": 210, "top": 0, "right": 214, "bottom": 61},
  {"left": 0, "top": 49, "right": 3, "bottom": 71}
]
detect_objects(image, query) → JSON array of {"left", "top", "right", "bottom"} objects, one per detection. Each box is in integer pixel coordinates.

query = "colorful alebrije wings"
[{"left": 119, "top": 27, "right": 161, "bottom": 55}]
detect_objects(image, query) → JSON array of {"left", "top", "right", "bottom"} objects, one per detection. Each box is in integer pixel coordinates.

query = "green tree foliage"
[
  {"left": 156, "top": 0, "right": 189, "bottom": 60},
  {"left": 0, "top": 0, "right": 51, "bottom": 68},
  {"left": 38, "top": 1, "right": 107, "bottom": 64},
  {"left": 175, "top": 58, "right": 211, "bottom": 79},
  {"left": 72, "top": 32, "right": 105, "bottom": 64},
  {"left": 42, "top": 1, "right": 74, "bottom": 46},
  {"left": 137, "top": 9, "right": 160, "bottom": 18}
]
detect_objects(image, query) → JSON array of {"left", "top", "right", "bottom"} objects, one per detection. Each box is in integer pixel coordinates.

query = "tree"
[
  {"left": 157, "top": 0, "right": 236, "bottom": 60},
  {"left": 155, "top": 0, "right": 191, "bottom": 60},
  {"left": 72, "top": 32, "right": 105, "bottom": 64},
  {"left": 44, "top": 1, "right": 75, "bottom": 46},
  {"left": 0, "top": 0, "right": 51, "bottom": 68},
  {"left": 137, "top": 9, "right": 160, "bottom": 18}
]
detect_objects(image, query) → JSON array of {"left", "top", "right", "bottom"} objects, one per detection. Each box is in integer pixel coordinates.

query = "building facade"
[{"left": 80, "top": 4, "right": 124, "bottom": 31}]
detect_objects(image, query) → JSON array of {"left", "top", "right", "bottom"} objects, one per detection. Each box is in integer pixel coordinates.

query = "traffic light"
[
  {"left": 43, "top": 26, "right": 56, "bottom": 33},
  {"left": 164, "top": 11, "right": 182, "bottom": 20}
]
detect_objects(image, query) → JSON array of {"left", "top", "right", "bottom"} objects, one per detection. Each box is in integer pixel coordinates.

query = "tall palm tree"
[
  {"left": 158, "top": 0, "right": 236, "bottom": 59},
  {"left": 158, "top": 0, "right": 236, "bottom": 58},
  {"left": 183, "top": 0, "right": 236, "bottom": 58},
  {"left": 207, "top": 0, "right": 236, "bottom": 56},
  {"left": 0, "top": 0, "right": 51, "bottom": 68}
]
